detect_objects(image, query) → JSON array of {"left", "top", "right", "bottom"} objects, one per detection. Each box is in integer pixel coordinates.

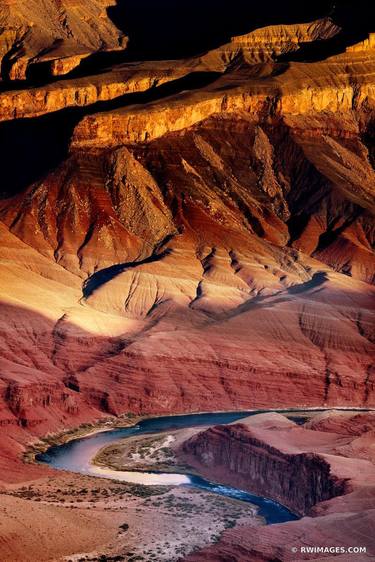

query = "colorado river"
[{"left": 37, "top": 409, "right": 361, "bottom": 524}]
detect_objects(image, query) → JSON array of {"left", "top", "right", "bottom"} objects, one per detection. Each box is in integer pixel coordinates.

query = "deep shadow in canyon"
[
  {"left": 107, "top": 0, "right": 373, "bottom": 61},
  {"left": 221, "top": 272, "right": 329, "bottom": 322},
  {"left": 19, "top": 1, "right": 339, "bottom": 86},
  {"left": 0, "top": 71, "right": 221, "bottom": 198},
  {"left": 2, "top": 0, "right": 372, "bottom": 92},
  {"left": 82, "top": 249, "right": 172, "bottom": 299}
]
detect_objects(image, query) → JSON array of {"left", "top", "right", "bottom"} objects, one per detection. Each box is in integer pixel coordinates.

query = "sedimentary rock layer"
[
  {"left": 0, "top": 0, "right": 126, "bottom": 80},
  {"left": 0, "top": 60, "right": 222, "bottom": 121},
  {"left": 182, "top": 411, "right": 375, "bottom": 561},
  {"left": 181, "top": 416, "right": 347, "bottom": 515},
  {"left": 71, "top": 50, "right": 375, "bottom": 148}
]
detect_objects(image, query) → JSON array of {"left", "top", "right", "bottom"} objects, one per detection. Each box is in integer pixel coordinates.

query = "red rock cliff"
[
  {"left": 182, "top": 412, "right": 375, "bottom": 561},
  {"left": 181, "top": 417, "right": 347, "bottom": 515}
]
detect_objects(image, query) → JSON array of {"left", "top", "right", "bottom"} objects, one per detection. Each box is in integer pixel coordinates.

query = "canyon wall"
[
  {"left": 181, "top": 421, "right": 346, "bottom": 515},
  {"left": 182, "top": 411, "right": 375, "bottom": 561},
  {"left": 0, "top": 0, "right": 127, "bottom": 80}
]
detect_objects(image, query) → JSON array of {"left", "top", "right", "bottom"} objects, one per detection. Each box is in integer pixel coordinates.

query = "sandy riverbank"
[
  {"left": 1, "top": 469, "right": 261, "bottom": 561},
  {"left": 2, "top": 417, "right": 265, "bottom": 561}
]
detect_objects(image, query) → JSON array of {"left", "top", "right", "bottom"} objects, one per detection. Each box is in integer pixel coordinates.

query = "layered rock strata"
[
  {"left": 0, "top": 0, "right": 127, "bottom": 80},
  {"left": 181, "top": 415, "right": 347, "bottom": 515},
  {"left": 182, "top": 412, "right": 375, "bottom": 561}
]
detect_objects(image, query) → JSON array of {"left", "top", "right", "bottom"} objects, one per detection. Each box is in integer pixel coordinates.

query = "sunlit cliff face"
[{"left": 0, "top": 1, "right": 374, "bottom": 478}]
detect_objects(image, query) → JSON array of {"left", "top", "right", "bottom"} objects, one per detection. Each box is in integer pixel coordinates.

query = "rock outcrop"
[
  {"left": 182, "top": 411, "right": 375, "bottom": 561},
  {"left": 0, "top": 0, "right": 127, "bottom": 80},
  {"left": 0, "top": 60, "right": 221, "bottom": 121},
  {"left": 71, "top": 51, "right": 375, "bottom": 149},
  {"left": 199, "top": 17, "right": 341, "bottom": 68},
  {"left": 181, "top": 415, "right": 347, "bottom": 515},
  {"left": 227, "top": 17, "right": 340, "bottom": 61}
]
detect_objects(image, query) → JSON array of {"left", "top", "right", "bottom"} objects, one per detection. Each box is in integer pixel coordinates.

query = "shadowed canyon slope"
[{"left": 0, "top": 1, "right": 374, "bottom": 483}]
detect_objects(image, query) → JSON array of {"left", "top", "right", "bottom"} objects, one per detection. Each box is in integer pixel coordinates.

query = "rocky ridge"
[{"left": 0, "top": 0, "right": 127, "bottom": 80}]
